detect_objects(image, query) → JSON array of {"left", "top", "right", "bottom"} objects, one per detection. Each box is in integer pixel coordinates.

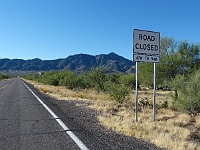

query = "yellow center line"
[{"left": 0, "top": 84, "right": 9, "bottom": 90}]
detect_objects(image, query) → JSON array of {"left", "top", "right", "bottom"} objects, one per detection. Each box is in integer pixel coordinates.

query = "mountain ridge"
[{"left": 0, "top": 52, "right": 135, "bottom": 73}]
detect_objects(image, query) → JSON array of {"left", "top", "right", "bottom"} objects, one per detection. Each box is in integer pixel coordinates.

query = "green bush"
[
  {"left": 138, "top": 63, "right": 154, "bottom": 87},
  {"left": 58, "top": 71, "right": 91, "bottom": 90},
  {"left": 58, "top": 71, "right": 77, "bottom": 89},
  {"left": 24, "top": 69, "right": 134, "bottom": 103},
  {"left": 87, "top": 68, "right": 107, "bottom": 92},
  {"left": 171, "top": 70, "right": 200, "bottom": 114},
  {"left": 107, "top": 83, "right": 131, "bottom": 103},
  {"left": 39, "top": 72, "right": 59, "bottom": 86},
  {"left": 106, "top": 73, "right": 121, "bottom": 84},
  {"left": 0, "top": 73, "right": 11, "bottom": 80},
  {"left": 119, "top": 74, "right": 136, "bottom": 89}
]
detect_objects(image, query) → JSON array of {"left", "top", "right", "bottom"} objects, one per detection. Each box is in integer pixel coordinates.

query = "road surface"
[{"left": 0, "top": 78, "right": 162, "bottom": 150}]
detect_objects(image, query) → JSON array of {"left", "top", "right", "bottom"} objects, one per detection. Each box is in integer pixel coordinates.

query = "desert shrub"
[
  {"left": 106, "top": 83, "right": 131, "bottom": 103},
  {"left": 138, "top": 63, "right": 154, "bottom": 87},
  {"left": 69, "top": 74, "right": 92, "bottom": 90},
  {"left": 57, "top": 70, "right": 91, "bottom": 90},
  {"left": 119, "top": 73, "right": 136, "bottom": 89},
  {"left": 106, "top": 73, "right": 121, "bottom": 84},
  {"left": 24, "top": 74, "right": 37, "bottom": 81},
  {"left": 58, "top": 71, "right": 78, "bottom": 89},
  {"left": 24, "top": 69, "right": 133, "bottom": 103},
  {"left": 171, "top": 70, "right": 200, "bottom": 114},
  {"left": 0, "top": 73, "right": 11, "bottom": 80},
  {"left": 40, "top": 72, "right": 59, "bottom": 86},
  {"left": 87, "top": 68, "right": 107, "bottom": 92}
]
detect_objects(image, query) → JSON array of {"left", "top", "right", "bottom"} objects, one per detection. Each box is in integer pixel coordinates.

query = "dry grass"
[
  {"left": 197, "top": 115, "right": 200, "bottom": 127},
  {"left": 25, "top": 80, "right": 200, "bottom": 150},
  {"left": 29, "top": 81, "right": 109, "bottom": 101}
]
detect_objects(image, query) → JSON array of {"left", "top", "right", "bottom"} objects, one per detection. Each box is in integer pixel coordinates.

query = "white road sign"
[
  {"left": 133, "top": 29, "right": 160, "bottom": 55},
  {"left": 133, "top": 29, "right": 160, "bottom": 122}
]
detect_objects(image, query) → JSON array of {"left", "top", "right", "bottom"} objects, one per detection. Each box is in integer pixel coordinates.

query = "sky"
[{"left": 0, "top": 0, "right": 200, "bottom": 60}]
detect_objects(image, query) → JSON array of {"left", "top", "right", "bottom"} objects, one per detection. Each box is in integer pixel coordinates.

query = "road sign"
[
  {"left": 133, "top": 29, "right": 160, "bottom": 122},
  {"left": 133, "top": 29, "right": 160, "bottom": 56}
]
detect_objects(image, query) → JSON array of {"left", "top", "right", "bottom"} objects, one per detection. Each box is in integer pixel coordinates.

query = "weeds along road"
[{"left": 0, "top": 78, "right": 163, "bottom": 150}]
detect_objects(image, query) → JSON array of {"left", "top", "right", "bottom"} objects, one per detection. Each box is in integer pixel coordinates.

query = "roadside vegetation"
[
  {"left": 0, "top": 73, "right": 11, "bottom": 81},
  {"left": 24, "top": 37, "right": 200, "bottom": 150}
]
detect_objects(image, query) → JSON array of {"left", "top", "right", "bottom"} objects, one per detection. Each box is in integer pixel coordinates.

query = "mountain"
[{"left": 0, "top": 52, "right": 135, "bottom": 73}]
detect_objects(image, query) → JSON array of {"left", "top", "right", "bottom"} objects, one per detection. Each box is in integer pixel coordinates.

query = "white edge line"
[{"left": 22, "top": 80, "right": 89, "bottom": 150}]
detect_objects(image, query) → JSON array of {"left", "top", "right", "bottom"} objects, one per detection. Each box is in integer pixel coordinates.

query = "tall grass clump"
[{"left": 106, "top": 83, "right": 131, "bottom": 103}]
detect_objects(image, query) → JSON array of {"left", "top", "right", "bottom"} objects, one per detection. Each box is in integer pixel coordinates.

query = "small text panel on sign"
[{"left": 134, "top": 54, "right": 160, "bottom": 63}]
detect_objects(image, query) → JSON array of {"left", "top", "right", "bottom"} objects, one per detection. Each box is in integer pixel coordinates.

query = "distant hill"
[{"left": 0, "top": 52, "right": 135, "bottom": 73}]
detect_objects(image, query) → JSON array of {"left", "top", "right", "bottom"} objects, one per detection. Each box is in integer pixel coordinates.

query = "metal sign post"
[
  {"left": 133, "top": 29, "right": 160, "bottom": 122},
  {"left": 153, "top": 63, "right": 156, "bottom": 121},
  {"left": 135, "top": 62, "right": 138, "bottom": 122}
]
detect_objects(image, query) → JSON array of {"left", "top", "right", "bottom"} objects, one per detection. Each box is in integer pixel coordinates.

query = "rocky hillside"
[{"left": 0, "top": 52, "right": 135, "bottom": 73}]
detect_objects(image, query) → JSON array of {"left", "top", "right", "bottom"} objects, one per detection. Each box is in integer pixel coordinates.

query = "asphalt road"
[{"left": 0, "top": 78, "right": 163, "bottom": 150}]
